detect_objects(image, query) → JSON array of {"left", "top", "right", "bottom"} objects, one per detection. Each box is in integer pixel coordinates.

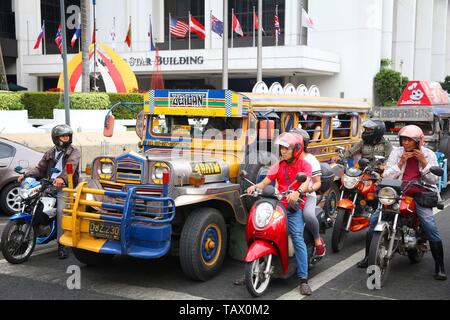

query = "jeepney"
[
  {"left": 61, "top": 86, "right": 370, "bottom": 281},
  {"left": 374, "top": 81, "right": 450, "bottom": 191}
]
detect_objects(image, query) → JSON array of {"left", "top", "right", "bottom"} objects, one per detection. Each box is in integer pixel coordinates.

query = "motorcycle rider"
[
  {"left": 291, "top": 128, "right": 326, "bottom": 257},
  {"left": 356, "top": 125, "right": 446, "bottom": 281},
  {"left": 333, "top": 118, "right": 392, "bottom": 166},
  {"left": 246, "top": 132, "right": 313, "bottom": 295},
  {"left": 18, "top": 124, "right": 80, "bottom": 259}
]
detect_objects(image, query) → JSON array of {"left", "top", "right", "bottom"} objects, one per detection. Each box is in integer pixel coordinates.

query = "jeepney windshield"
[
  {"left": 150, "top": 115, "right": 243, "bottom": 139},
  {"left": 385, "top": 121, "right": 434, "bottom": 135}
]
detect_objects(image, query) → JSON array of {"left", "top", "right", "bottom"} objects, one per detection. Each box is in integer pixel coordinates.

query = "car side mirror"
[
  {"left": 358, "top": 158, "right": 370, "bottom": 169},
  {"left": 103, "top": 114, "right": 115, "bottom": 137},
  {"left": 430, "top": 166, "right": 444, "bottom": 177},
  {"left": 296, "top": 173, "right": 307, "bottom": 183}
]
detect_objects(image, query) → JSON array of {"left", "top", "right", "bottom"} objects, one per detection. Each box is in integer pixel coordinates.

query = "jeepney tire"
[
  {"left": 179, "top": 208, "right": 227, "bottom": 281},
  {"left": 72, "top": 248, "right": 114, "bottom": 266}
]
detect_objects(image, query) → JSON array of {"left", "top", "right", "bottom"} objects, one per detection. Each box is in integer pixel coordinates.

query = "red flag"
[
  {"left": 151, "top": 48, "right": 164, "bottom": 89},
  {"left": 253, "top": 10, "right": 265, "bottom": 32},
  {"left": 189, "top": 15, "right": 205, "bottom": 39},
  {"left": 34, "top": 23, "right": 45, "bottom": 49},
  {"left": 91, "top": 21, "right": 96, "bottom": 44},
  {"left": 232, "top": 13, "right": 244, "bottom": 37},
  {"left": 125, "top": 22, "right": 132, "bottom": 47}
]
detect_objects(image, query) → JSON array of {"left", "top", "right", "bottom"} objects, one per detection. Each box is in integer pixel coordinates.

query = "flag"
[
  {"left": 91, "top": 21, "right": 96, "bottom": 44},
  {"left": 70, "top": 25, "right": 81, "bottom": 48},
  {"left": 54, "top": 24, "right": 62, "bottom": 53},
  {"left": 125, "top": 21, "right": 132, "bottom": 47},
  {"left": 274, "top": 15, "right": 281, "bottom": 35},
  {"left": 189, "top": 15, "right": 205, "bottom": 39},
  {"left": 253, "top": 10, "right": 265, "bottom": 32},
  {"left": 170, "top": 17, "right": 189, "bottom": 38},
  {"left": 302, "top": 8, "right": 315, "bottom": 29},
  {"left": 211, "top": 15, "right": 223, "bottom": 37},
  {"left": 232, "top": 13, "right": 244, "bottom": 37},
  {"left": 110, "top": 25, "right": 117, "bottom": 49},
  {"left": 148, "top": 16, "right": 155, "bottom": 51},
  {"left": 33, "top": 23, "right": 45, "bottom": 49}
]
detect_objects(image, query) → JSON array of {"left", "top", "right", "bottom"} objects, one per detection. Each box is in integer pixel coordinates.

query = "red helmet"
[
  {"left": 399, "top": 125, "right": 424, "bottom": 147},
  {"left": 275, "top": 132, "right": 304, "bottom": 159}
]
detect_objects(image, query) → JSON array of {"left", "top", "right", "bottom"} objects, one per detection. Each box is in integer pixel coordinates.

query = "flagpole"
[
  {"left": 93, "top": 0, "right": 97, "bottom": 91},
  {"left": 112, "top": 16, "right": 116, "bottom": 51},
  {"left": 257, "top": 0, "right": 262, "bottom": 82},
  {"left": 188, "top": 11, "right": 191, "bottom": 50},
  {"left": 27, "top": 20, "right": 30, "bottom": 55},
  {"left": 209, "top": 10, "right": 212, "bottom": 49},
  {"left": 169, "top": 12, "right": 171, "bottom": 51},
  {"left": 275, "top": 5, "right": 278, "bottom": 46},
  {"left": 299, "top": 0, "right": 303, "bottom": 45},
  {"left": 149, "top": 14, "right": 152, "bottom": 50},
  {"left": 231, "top": 8, "right": 234, "bottom": 49},
  {"left": 253, "top": 6, "right": 255, "bottom": 47},
  {"left": 78, "top": 13, "right": 81, "bottom": 52},
  {"left": 43, "top": 20, "right": 46, "bottom": 55},
  {"left": 129, "top": 15, "right": 132, "bottom": 51},
  {"left": 59, "top": 0, "right": 70, "bottom": 125},
  {"left": 222, "top": 0, "right": 228, "bottom": 89}
]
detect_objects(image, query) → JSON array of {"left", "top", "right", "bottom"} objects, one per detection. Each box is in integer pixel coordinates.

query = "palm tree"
[{"left": 80, "top": 0, "right": 90, "bottom": 92}]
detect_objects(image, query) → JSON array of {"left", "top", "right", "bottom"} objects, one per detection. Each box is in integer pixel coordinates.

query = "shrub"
[
  {"left": 70, "top": 92, "right": 110, "bottom": 110},
  {"left": 441, "top": 76, "right": 450, "bottom": 94},
  {"left": 374, "top": 68, "right": 408, "bottom": 106},
  {"left": 107, "top": 93, "right": 144, "bottom": 119},
  {"left": 0, "top": 92, "right": 25, "bottom": 110},
  {"left": 22, "top": 92, "right": 61, "bottom": 118}
]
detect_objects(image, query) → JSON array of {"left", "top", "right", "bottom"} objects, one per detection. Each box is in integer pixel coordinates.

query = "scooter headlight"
[
  {"left": 378, "top": 187, "right": 398, "bottom": 206},
  {"left": 343, "top": 175, "right": 359, "bottom": 189},
  {"left": 254, "top": 202, "right": 274, "bottom": 228}
]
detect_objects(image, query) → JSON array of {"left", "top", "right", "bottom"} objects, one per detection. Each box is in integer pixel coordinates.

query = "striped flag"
[
  {"left": 33, "top": 23, "right": 45, "bottom": 49},
  {"left": 232, "top": 13, "right": 244, "bottom": 37},
  {"left": 54, "top": 24, "right": 62, "bottom": 53},
  {"left": 189, "top": 15, "right": 205, "bottom": 39},
  {"left": 70, "top": 25, "right": 81, "bottom": 47},
  {"left": 170, "top": 17, "right": 189, "bottom": 38},
  {"left": 274, "top": 15, "right": 280, "bottom": 35}
]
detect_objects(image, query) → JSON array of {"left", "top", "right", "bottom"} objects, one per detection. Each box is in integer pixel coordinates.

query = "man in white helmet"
[
  {"left": 357, "top": 125, "right": 446, "bottom": 281},
  {"left": 18, "top": 124, "right": 80, "bottom": 259}
]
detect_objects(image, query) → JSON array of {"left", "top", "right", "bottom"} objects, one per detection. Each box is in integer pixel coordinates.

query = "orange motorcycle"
[{"left": 331, "top": 156, "right": 384, "bottom": 253}]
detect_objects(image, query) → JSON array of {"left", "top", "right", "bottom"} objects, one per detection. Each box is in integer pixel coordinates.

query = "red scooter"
[{"left": 240, "top": 171, "right": 329, "bottom": 297}]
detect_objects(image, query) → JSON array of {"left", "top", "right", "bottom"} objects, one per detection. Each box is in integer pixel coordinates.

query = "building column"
[
  {"left": 284, "top": 0, "right": 301, "bottom": 46},
  {"left": 381, "top": 0, "right": 394, "bottom": 60},
  {"left": 446, "top": 1, "right": 450, "bottom": 76},
  {"left": 392, "top": 0, "right": 417, "bottom": 79},
  {"left": 208, "top": 0, "right": 223, "bottom": 49},
  {"left": 431, "top": 0, "right": 448, "bottom": 81},
  {"left": 414, "top": 0, "right": 434, "bottom": 80}
]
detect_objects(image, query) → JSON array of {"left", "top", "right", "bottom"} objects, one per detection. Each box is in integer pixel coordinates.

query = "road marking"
[
  {"left": 0, "top": 249, "right": 207, "bottom": 300},
  {"left": 327, "top": 287, "right": 396, "bottom": 300},
  {"left": 277, "top": 249, "right": 365, "bottom": 300}
]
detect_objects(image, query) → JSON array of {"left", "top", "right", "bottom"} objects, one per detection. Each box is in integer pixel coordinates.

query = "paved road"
[{"left": 1, "top": 196, "right": 450, "bottom": 301}]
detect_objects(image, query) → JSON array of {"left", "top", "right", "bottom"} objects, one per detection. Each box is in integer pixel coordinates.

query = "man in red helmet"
[
  {"left": 357, "top": 125, "right": 446, "bottom": 281},
  {"left": 246, "top": 132, "right": 313, "bottom": 295}
]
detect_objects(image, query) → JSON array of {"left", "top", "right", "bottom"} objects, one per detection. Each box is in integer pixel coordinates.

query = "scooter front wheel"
[
  {"left": 1, "top": 220, "right": 36, "bottom": 264},
  {"left": 244, "top": 254, "right": 272, "bottom": 297}
]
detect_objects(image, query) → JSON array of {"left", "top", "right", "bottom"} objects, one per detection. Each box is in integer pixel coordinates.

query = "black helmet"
[
  {"left": 361, "top": 118, "right": 385, "bottom": 145},
  {"left": 51, "top": 124, "right": 73, "bottom": 149},
  {"left": 290, "top": 128, "right": 310, "bottom": 151}
]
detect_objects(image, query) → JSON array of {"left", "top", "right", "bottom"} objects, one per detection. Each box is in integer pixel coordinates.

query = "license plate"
[{"left": 89, "top": 221, "right": 120, "bottom": 241}]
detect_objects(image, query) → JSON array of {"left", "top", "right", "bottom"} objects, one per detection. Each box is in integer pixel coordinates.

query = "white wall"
[
  {"left": 414, "top": 0, "right": 434, "bottom": 80},
  {"left": 447, "top": 2, "right": 450, "bottom": 76},
  {"left": 431, "top": 0, "right": 449, "bottom": 81},
  {"left": 308, "top": 0, "right": 383, "bottom": 102},
  {"left": 381, "top": 0, "right": 394, "bottom": 60}
]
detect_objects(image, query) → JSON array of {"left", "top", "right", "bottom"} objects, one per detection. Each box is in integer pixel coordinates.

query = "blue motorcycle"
[{"left": 1, "top": 167, "right": 59, "bottom": 264}]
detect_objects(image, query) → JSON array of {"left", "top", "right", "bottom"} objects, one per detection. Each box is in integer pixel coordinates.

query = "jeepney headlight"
[
  {"left": 100, "top": 162, "right": 113, "bottom": 175},
  {"left": 378, "top": 187, "right": 398, "bottom": 206},
  {"left": 343, "top": 175, "right": 359, "bottom": 189},
  {"left": 151, "top": 163, "right": 170, "bottom": 183},
  {"left": 254, "top": 202, "right": 274, "bottom": 228}
]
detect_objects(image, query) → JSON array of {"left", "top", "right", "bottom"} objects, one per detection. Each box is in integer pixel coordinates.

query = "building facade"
[{"left": 4, "top": 0, "right": 450, "bottom": 104}]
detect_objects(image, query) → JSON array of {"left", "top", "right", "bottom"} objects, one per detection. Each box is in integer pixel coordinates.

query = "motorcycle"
[
  {"left": 240, "top": 171, "right": 331, "bottom": 297},
  {"left": 368, "top": 166, "right": 444, "bottom": 287},
  {"left": 331, "top": 148, "right": 385, "bottom": 252},
  {"left": 1, "top": 166, "right": 59, "bottom": 264}
]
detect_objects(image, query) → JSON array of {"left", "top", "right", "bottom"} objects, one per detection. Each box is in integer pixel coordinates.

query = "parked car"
[{"left": 0, "top": 138, "right": 43, "bottom": 216}]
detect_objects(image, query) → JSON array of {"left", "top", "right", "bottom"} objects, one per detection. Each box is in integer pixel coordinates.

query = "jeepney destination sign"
[
  {"left": 169, "top": 92, "right": 207, "bottom": 108},
  {"left": 374, "top": 106, "right": 434, "bottom": 121}
]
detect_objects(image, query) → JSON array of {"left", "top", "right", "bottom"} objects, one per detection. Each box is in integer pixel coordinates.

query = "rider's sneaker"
[
  {"left": 299, "top": 279, "right": 312, "bottom": 296},
  {"left": 58, "top": 244, "right": 69, "bottom": 260},
  {"left": 315, "top": 239, "right": 326, "bottom": 257}
]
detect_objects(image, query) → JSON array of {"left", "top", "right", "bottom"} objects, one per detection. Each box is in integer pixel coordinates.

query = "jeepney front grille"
[{"left": 116, "top": 160, "right": 142, "bottom": 184}]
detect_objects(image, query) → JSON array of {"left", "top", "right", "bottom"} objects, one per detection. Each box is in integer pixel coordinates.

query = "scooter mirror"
[
  {"left": 430, "top": 166, "right": 444, "bottom": 177},
  {"left": 295, "top": 173, "right": 307, "bottom": 183},
  {"left": 14, "top": 165, "right": 23, "bottom": 173},
  {"left": 262, "top": 185, "right": 276, "bottom": 197},
  {"left": 358, "top": 158, "right": 370, "bottom": 169},
  {"left": 239, "top": 170, "right": 249, "bottom": 178}
]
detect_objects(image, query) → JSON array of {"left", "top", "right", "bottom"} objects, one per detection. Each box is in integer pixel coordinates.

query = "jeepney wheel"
[
  {"left": 72, "top": 248, "right": 114, "bottom": 266},
  {"left": 179, "top": 208, "right": 227, "bottom": 281}
]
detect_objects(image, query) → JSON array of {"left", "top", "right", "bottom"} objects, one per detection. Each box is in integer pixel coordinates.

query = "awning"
[{"left": 8, "top": 83, "right": 28, "bottom": 91}]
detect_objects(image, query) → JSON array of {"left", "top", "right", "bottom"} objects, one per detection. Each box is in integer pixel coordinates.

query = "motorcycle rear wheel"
[
  {"left": 245, "top": 255, "right": 272, "bottom": 297},
  {"left": 1, "top": 220, "right": 36, "bottom": 264},
  {"left": 368, "top": 229, "right": 391, "bottom": 287}
]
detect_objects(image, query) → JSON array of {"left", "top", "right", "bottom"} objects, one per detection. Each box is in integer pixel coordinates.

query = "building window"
[{"left": 0, "top": 0, "right": 15, "bottom": 39}]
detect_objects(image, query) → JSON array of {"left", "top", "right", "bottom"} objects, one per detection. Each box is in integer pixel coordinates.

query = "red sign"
[{"left": 397, "top": 81, "right": 450, "bottom": 106}]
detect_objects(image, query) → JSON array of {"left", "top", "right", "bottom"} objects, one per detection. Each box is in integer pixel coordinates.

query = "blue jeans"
[
  {"left": 367, "top": 201, "right": 441, "bottom": 242},
  {"left": 286, "top": 208, "right": 308, "bottom": 279}
]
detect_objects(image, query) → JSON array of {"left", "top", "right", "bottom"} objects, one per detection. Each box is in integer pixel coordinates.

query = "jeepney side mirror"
[
  {"left": 295, "top": 173, "right": 307, "bottom": 183},
  {"left": 103, "top": 114, "right": 115, "bottom": 137},
  {"left": 240, "top": 170, "right": 248, "bottom": 178},
  {"left": 259, "top": 120, "right": 274, "bottom": 140},
  {"left": 335, "top": 146, "right": 345, "bottom": 155}
]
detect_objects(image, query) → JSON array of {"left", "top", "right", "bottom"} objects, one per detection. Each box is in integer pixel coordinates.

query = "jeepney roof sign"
[
  {"left": 144, "top": 89, "right": 250, "bottom": 117},
  {"left": 374, "top": 106, "right": 434, "bottom": 121},
  {"left": 398, "top": 81, "right": 450, "bottom": 106}
]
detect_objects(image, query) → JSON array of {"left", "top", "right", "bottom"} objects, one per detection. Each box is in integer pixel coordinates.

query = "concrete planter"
[{"left": 0, "top": 110, "right": 45, "bottom": 134}]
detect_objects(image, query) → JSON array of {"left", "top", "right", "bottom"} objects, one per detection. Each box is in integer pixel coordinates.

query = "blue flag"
[{"left": 211, "top": 15, "right": 223, "bottom": 37}]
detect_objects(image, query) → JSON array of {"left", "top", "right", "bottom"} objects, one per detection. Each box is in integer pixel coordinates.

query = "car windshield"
[
  {"left": 385, "top": 121, "right": 434, "bottom": 135},
  {"left": 150, "top": 115, "right": 243, "bottom": 139}
]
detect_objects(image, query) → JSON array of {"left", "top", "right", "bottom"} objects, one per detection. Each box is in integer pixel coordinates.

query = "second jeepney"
[{"left": 61, "top": 87, "right": 370, "bottom": 280}]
